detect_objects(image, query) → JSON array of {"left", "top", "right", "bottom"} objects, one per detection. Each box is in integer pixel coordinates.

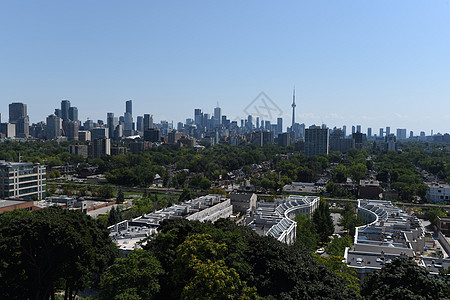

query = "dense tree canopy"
[
  {"left": 361, "top": 257, "right": 449, "bottom": 300},
  {"left": 0, "top": 207, "right": 116, "bottom": 300}
]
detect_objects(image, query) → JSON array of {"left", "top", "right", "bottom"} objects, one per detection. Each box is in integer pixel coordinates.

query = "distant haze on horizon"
[{"left": 1, "top": 1, "right": 449, "bottom": 134}]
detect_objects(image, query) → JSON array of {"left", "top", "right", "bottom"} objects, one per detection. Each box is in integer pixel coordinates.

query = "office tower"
[
  {"left": 83, "top": 119, "right": 94, "bottom": 131},
  {"left": 367, "top": 128, "right": 372, "bottom": 138},
  {"left": 69, "top": 106, "right": 78, "bottom": 122},
  {"left": 54, "top": 109, "right": 62, "bottom": 118},
  {"left": 409, "top": 131, "right": 414, "bottom": 138},
  {"left": 256, "top": 117, "right": 260, "bottom": 129},
  {"left": 352, "top": 126, "right": 356, "bottom": 134},
  {"left": 203, "top": 114, "right": 211, "bottom": 130},
  {"left": 9, "top": 102, "right": 27, "bottom": 123},
  {"left": 379, "top": 128, "right": 384, "bottom": 137},
  {"left": 277, "top": 117, "right": 283, "bottom": 135},
  {"left": 305, "top": 126, "right": 329, "bottom": 156},
  {"left": 91, "top": 128, "right": 109, "bottom": 140},
  {"left": 264, "top": 120, "right": 271, "bottom": 131},
  {"left": 62, "top": 120, "right": 79, "bottom": 141},
  {"left": 386, "top": 126, "right": 390, "bottom": 136},
  {"left": 291, "top": 88, "right": 296, "bottom": 129},
  {"left": 136, "top": 116, "right": 144, "bottom": 132},
  {"left": 356, "top": 125, "right": 361, "bottom": 133},
  {"left": 342, "top": 125, "right": 347, "bottom": 137},
  {"left": 107, "top": 113, "right": 116, "bottom": 138},
  {"left": 214, "top": 104, "right": 222, "bottom": 125},
  {"left": 247, "top": 115, "right": 253, "bottom": 130},
  {"left": 9, "top": 102, "right": 29, "bottom": 137},
  {"left": 61, "top": 100, "right": 71, "bottom": 120},
  {"left": 46, "top": 114, "right": 62, "bottom": 140},
  {"left": 194, "top": 109, "right": 203, "bottom": 127},
  {"left": 0, "top": 123, "right": 15, "bottom": 138},
  {"left": 143, "top": 114, "right": 153, "bottom": 130},
  {"left": 123, "top": 100, "right": 133, "bottom": 135}
]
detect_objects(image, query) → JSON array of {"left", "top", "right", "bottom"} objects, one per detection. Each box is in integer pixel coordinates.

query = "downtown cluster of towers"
[{"left": 0, "top": 96, "right": 443, "bottom": 148}]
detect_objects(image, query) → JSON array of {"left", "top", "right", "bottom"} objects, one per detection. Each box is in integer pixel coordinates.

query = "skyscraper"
[
  {"left": 277, "top": 117, "right": 283, "bottom": 135},
  {"left": 46, "top": 114, "right": 62, "bottom": 140},
  {"left": 214, "top": 104, "right": 221, "bottom": 125},
  {"left": 9, "top": 102, "right": 27, "bottom": 123},
  {"left": 69, "top": 106, "right": 78, "bottom": 122},
  {"left": 61, "top": 100, "right": 71, "bottom": 120},
  {"left": 305, "top": 126, "right": 329, "bottom": 157},
  {"left": 9, "top": 102, "right": 29, "bottom": 137},
  {"left": 124, "top": 100, "right": 133, "bottom": 135},
  {"left": 367, "top": 127, "right": 372, "bottom": 138},
  {"left": 356, "top": 125, "right": 361, "bottom": 133},
  {"left": 143, "top": 114, "right": 153, "bottom": 130}
]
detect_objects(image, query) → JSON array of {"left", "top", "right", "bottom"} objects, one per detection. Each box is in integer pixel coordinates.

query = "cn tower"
[{"left": 291, "top": 87, "right": 296, "bottom": 129}]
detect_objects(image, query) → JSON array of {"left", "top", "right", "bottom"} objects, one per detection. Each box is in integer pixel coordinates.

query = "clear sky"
[{"left": 1, "top": 1, "right": 450, "bottom": 134}]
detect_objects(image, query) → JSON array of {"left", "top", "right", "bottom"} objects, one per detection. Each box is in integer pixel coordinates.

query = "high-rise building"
[
  {"left": 305, "top": 127, "right": 329, "bottom": 156},
  {"left": 143, "top": 114, "right": 153, "bottom": 130},
  {"left": 409, "top": 131, "right": 414, "bottom": 139},
  {"left": 396, "top": 128, "right": 407, "bottom": 140},
  {"left": 136, "top": 116, "right": 144, "bottom": 132},
  {"left": 62, "top": 120, "right": 79, "bottom": 141},
  {"left": 9, "top": 102, "right": 27, "bottom": 123},
  {"left": 352, "top": 126, "right": 356, "bottom": 134},
  {"left": 356, "top": 125, "right": 361, "bottom": 133},
  {"left": 9, "top": 102, "right": 29, "bottom": 137},
  {"left": 46, "top": 114, "right": 62, "bottom": 140},
  {"left": 124, "top": 100, "right": 133, "bottom": 134},
  {"left": 386, "top": 126, "right": 391, "bottom": 137},
  {"left": 277, "top": 117, "right": 283, "bottom": 136},
  {"left": 342, "top": 125, "right": 347, "bottom": 137},
  {"left": 69, "top": 106, "right": 78, "bottom": 122},
  {"left": 367, "top": 128, "right": 372, "bottom": 138},
  {"left": 61, "top": 100, "right": 71, "bottom": 120},
  {"left": 194, "top": 109, "right": 203, "bottom": 127},
  {"left": 379, "top": 128, "right": 384, "bottom": 138},
  {"left": 92, "top": 137, "right": 111, "bottom": 158},
  {"left": 214, "top": 105, "right": 222, "bottom": 125}
]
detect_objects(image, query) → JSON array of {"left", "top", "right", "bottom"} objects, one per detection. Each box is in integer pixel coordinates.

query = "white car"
[{"left": 316, "top": 248, "right": 325, "bottom": 254}]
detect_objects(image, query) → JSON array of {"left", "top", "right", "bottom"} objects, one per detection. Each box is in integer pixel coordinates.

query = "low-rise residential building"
[
  {"left": 230, "top": 192, "right": 257, "bottom": 214},
  {"left": 359, "top": 179, "right": 382, "bottom": 199},
  {"left": 426, "top": 182, "right": 450, "bottom": 203},
  {"left": 244, "top": 196, "right": 320, "bottom": 245},
  {"left": 345, "top": 200, "right": 450, "bottom": 280},
  {"left": 109, "top": 194, "right": 232, "bottom": 253},
  {"left": 0, "top": 161, "right": 46, "bottom": 200}
]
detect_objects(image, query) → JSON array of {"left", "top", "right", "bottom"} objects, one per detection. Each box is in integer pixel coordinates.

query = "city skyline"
[{"left": 1, "top": 1, "right": 450, "bottom": 133}]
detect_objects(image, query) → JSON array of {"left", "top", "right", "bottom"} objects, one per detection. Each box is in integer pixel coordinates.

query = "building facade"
[{"left": 0, "top": 161, "right": 46, "bottom": 200}]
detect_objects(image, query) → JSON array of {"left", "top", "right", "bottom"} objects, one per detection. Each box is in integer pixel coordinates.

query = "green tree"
[
  {"left": 338, "top": 203, "right": 364, "bottom": 237},
  {"left": 361, "top": 257, "right": 449, "bottom": 300},
  {"left": 0, "top": 207, "right": 116, "bottom": 300},
  {"left": 97, "top": 184, "right": 114, "bottom": 199},
  {"left": 312, "top": 199, "right": 334, "bottom": 243},
  {"left": 326, "top": 234, "right": 353, "bottom": 256},
  {"left": 108, "top": 206, "right": 122, "bottom": 226},
  {"left": 100, "top": 250, "right": 163, "bottom": 300},
  {"left": 116, "top": 188, "right": 125, "bottom": 203},
  {"left": 295, "top": 213, "right": 319, "bottom": 251}
]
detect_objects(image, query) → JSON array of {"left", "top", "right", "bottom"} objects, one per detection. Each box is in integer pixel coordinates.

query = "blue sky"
[{"left": 1, "top": 1, "right": 450, "bottom": 134}]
